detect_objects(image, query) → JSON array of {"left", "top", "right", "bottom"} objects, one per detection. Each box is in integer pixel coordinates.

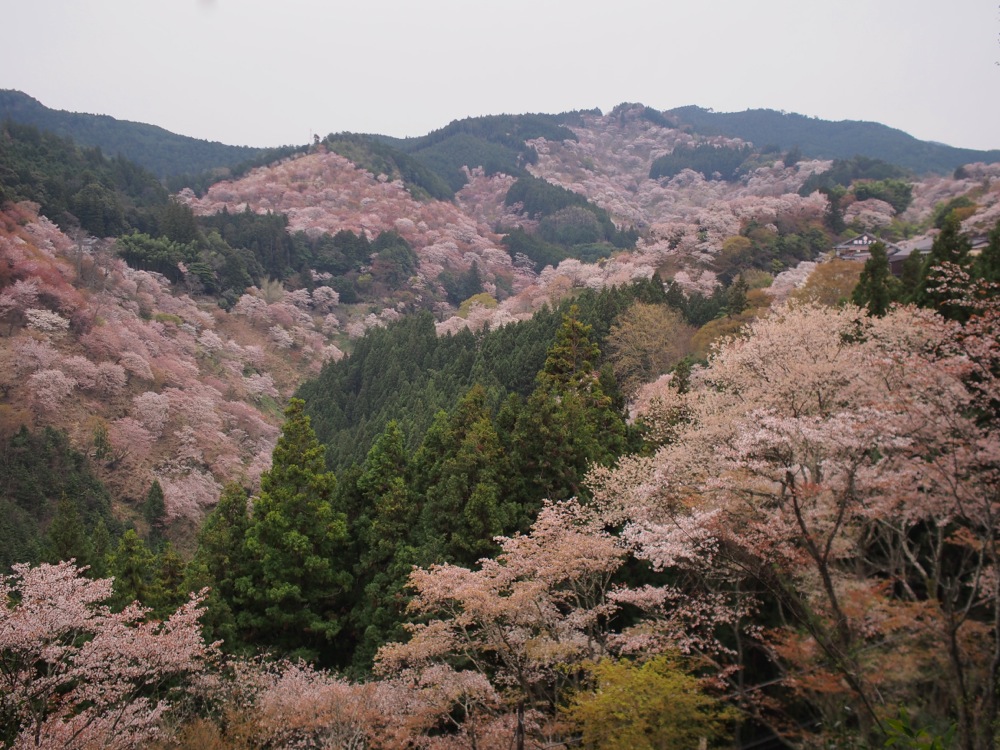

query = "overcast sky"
[{"left": 4, "top": 0, "right": 998, "bottom": 151}]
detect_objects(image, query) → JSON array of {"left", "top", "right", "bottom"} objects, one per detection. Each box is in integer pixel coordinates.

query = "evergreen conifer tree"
[
  {"left": 186, "top": 482, "right": 253, "bottom": 649},
  {"left": 107, "top": 529, "right": 158, "bottom": 610},
  {"left": 413, "top": 386, "right": 513, "bottom": 567},
  {"left": 915, "top": 214, "right": 972, "bottom": 319},
  {"left": 511, "top": 307, "right": 627, "bottom": 506},
  {"left": 974, "top": 218, "right": 1000, "bottom": 284},
  {"left": 143, "top": 480, "right": 166, "bottom": 548},
  {"left": 45, "top": 494, "right": 93, "bottom": 568},
  {"left": 852, "top": 242, "right": 897, "bottom": 316},
  {"left": 349, "top": 421, "right": 419, "bottom": 670},
  {"left": 236, "top": 399, "right": 350, "bottom": 662}
]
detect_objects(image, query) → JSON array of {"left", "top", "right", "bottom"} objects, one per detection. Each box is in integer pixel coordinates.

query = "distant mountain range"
[
  {"left": 666, "top": 105, "right": 1000, "bottom": 175},
  {"left": 0, "top": 90, "right": 269, "bottom": 178},
  {"left": 2, "top": 90, "right": 998, "bottom": 183}
]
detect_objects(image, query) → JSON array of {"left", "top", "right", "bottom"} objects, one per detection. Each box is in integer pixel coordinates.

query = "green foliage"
[
  {"left": 822, "top": 186, "right": 848, "bottom": 234},
  {"left": 0, "top": 89, "right": 275, "bottom": 179},
  {"left": 369, "top": 231, "right": 418, "bottom": 287},
  {"left": 106, "top": 529, "right": 159, "bottom": 610},
  {"left": 302, "top": 227, "right": 372, "bottom": 277},
  {"left": 501, "top": 227, "right": 570, "bottom": 273},
  {"left": 565, "top": 656, "right": 733, "bottom": 750},
  {"left": 115, "top": 232, "right": 199, "bottom": 284},
  {"left": 0, "top": 119, "right": 167, "bottom": 235},
  {"left": 197, "top": 207, "right": 299, "bottom": 281},
  {"left": 663, "top": 280, "right": 729, "bottom": 326},
  {"left": 378, "top": 112, "right": 580, "bottom": 193},
  {"left": 894, "top": 251, "right": 924, "bottom": 304},
  {"left": 852, "top": 242, "right": 897, "bottom": 316},
  {"left": 509, "top": 308, "right": 627, "bottom": 505},
  {"left": 883, "top": 707, "right": 956, "bottom": 749},
  {"left": 143, "top": 480, "right": 167, "bottom": 547},
  {"left": 412, "top": 386, "right": 516, "bottom": 566},
  {"left": 913, "top": 213, "right": 972, "bottom": 319},
  {"left": 538, "top": 205, "right": 604, "bottom": 245},
  {"left": 502, "top": 174, "right": 636, "bottom": 264},
  {"left": 45, "top": 494, "right": 94, "bottom": 568},
  {"left": 439, "top": 262, "right": 484, "bottom": 306},
  {"left": 853, "top": 178, "right": 913, "bottom": 213},
  {"left": 299, "top": 281, "right": 663, "bottom": 472},
  {"left": 0, "top": 426, "right": 118, "bottom": 570},
  {"left": 932, "top": 195, "right": 977, "bottom": 229},
  {"left": 236, "top": 399, "right": 351, "bottom": 663},
  {"left": 799, "top": 155, "right": 909, "bottom": 197},
  {"left": 649, "top": 142, "right": 754, "bottom": 182},
  {"left": 187, "top": 482, "right": 253, "bottom": 649},
  {"left": 323, "top": 133, "right": 453, "bottom": 200},
  {"left": 669, "top": 104, "right": 1000, "bottom": 174},
  {"left": 974, "top": 218, "right": 1000, "bottom": 284},
  {"left": 344, "top": 421, "right": 419, "bottom": 669}
]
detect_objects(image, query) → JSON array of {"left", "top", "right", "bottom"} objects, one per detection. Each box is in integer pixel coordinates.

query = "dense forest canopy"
[
  {"left": 668, "top": 104, "right": 1000, "bottom": 174},
  {"left": 0, "top": 89, "right": 275, "bottom": 178}
]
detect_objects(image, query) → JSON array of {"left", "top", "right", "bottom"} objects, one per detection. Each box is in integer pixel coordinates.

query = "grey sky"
[{"left": 4, "top": 0, "right": 998, "bottom": 151}]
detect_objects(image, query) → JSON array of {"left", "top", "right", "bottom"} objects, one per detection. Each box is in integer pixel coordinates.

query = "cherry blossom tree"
[
  {"left": 588, "top": 300, "right": 1000, "bottom": 747},
  {"left": 0, "top": 561, "right": 216, "bottom": 750},
  {"left": 376, "top": 499, "right": 624, "bottom": 749}
]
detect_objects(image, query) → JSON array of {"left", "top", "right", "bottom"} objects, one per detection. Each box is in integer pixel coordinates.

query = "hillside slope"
[
  {"left": 667, "top": 105, "right": 1000, "bottom": 174},
  {"left": 0, "top": 90, "right": 272, "bottom": 178}
]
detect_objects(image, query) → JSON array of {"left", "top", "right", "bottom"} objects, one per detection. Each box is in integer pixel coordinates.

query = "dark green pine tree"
[
  {"left": 897, "top": 248, "right": 925, "bottom": 304},
  {"left": 143, "top": 479, "right": 167, "bottom": 548},
  {"left": 915, "top": 213, "right": 973, "bottom": 320},
  {"left": 89, "top": 518, "right": 111, "bottom": 578},
  {"left": 151, "top": 543, "right": 188, "bottom": 619},
  {"left": 44, "top": 494, "right": 93, "bottom": 568},
  {"left": 186, "top": 482, "right": 253, "bottom": 650},
  {"left": 236, "top": 399, "right": 351, "bottom": 663},
  {"left": 537, "top": 305, "right": 601, "bottom": 391},
  {"left": 413, "top": 385, "right": 514, "bottom": 568},
  {"left": 510, "top": 307, "right": 627, "bottom": 507},
  {"left": 106, "top": 529, "right": 158, "bottom": 610},
  {"left": 724, "top": 275, "right": 749, "bottom": 318},
  {"left": 349, "top": 421, "right": 420, "bottom": 671},
  {"left": 974, "top": 218, "right": 1000, "bottom": 285},
  {"left": 852, "top": 242, "right": 897, "bottom": 316}
]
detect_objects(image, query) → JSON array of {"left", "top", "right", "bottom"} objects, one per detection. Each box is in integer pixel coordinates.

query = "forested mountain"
[
  {"left": 2, "top": 92, "right": 1000, "bottom": 749},
  {"left": 667, "top": 104, "right": 1000, "bottom": 174},
  {"left": 0, "top": 89, "right": 283, "bottom": 178}
]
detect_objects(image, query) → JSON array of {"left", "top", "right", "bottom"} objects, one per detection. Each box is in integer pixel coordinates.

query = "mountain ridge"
[
  {"left": 4, "top": 90, "right": 999, "bottom": 186},
  {"left": 666, "top": 104, "right": 1000, "bottom": 174}
]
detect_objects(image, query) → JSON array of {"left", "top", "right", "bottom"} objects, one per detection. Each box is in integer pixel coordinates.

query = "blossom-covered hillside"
[{"left": 0, "top": 201, "right": 352, "bottom": 533}]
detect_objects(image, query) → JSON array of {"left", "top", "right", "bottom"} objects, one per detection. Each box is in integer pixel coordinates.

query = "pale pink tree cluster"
[
  {"left": 108, "top": 417, "right": 155, "bottom": 467},
  {"left": 178, "top": 151, "right": 522, "bottom": 314},
  {"left": 243, "top": 372, "right": 279, "bottom": 401},
  {"left": 586, "top": 300, "right": 1000, "bottom": 746},
  {"left": 844, "top": 197, "right": 896, "bottom": 229},
  {"left": 1, "top": 339, "right": 60, "bottom": 415},
  {"left": 23, "top": 308, "right": 70, "bottom": 337},
  {"left": 188, "top": 657, "right": 524, "bottom": 750},
  {"left": 132, "top": 391, "right": 171, "bottom": 437},
  {"left": 27, "top": 369, "right": 76, "bottom": 415},
  {"left": 0, "top": 279, "right": 41, "bottom": 333},
  {"left": 267, "top": 324, "right": 294, "bottom": 349},
  {"left": 0, "top": 561, "right": 216, "bottom": 750},
  {"left": 157, "top": 469, "right": 223, "bottom": 523},
  {"left": 0, "top": 203, "right": 302, "bottom": 528},
  {"left": 376, "top": 499, "right": 625, "bottom": 747},
  {"left": 232, "top": 292, "right": 271, "bottom": 325}
]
